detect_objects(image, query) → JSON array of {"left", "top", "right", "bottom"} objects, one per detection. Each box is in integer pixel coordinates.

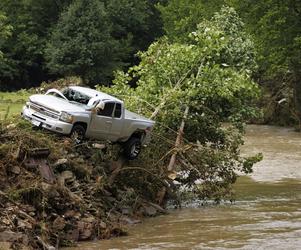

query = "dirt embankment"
[{"left": 0, "top": 119, "right": 168, "bottom": 249}]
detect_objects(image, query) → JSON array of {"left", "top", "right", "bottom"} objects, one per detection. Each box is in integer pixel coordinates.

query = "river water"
[{"left": 70, "top": 125, "right": 301, "bottom": 249}]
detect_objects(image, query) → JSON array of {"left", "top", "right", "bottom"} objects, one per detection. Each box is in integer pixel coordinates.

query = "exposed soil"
[{"left": 0, "top": 119, "right": 167, "bottom": 249}]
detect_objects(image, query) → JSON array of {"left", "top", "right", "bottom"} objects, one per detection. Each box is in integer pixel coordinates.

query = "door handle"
[{"left": 106, "top": 121, "right": 112, "bottom": 124}]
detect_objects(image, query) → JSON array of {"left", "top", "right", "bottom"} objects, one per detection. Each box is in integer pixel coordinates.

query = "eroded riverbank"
[{"left": 67, "top": 125, "right": 301, "bottom": 249}]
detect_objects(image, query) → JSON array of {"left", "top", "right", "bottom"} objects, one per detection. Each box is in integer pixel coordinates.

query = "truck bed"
[{"left": 124, "top": 110, "right": 154, "bottom": 124}]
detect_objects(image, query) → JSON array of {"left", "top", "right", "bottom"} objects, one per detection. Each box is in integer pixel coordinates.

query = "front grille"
[{"left": 30, "top": 101, "right": 59, "bottom": 120}]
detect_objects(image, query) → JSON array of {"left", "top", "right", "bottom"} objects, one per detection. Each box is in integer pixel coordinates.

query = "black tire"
[
  {"left": 123, "top": 137, "right": 142, "bottom": 160},
  {"left": 70, "top": 124, "right": 86, "bottom": 144}
]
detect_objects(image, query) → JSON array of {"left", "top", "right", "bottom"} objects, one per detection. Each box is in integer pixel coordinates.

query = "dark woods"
[
  {"left": 0, "top": 0, "right": 164, "bottom": 90},
  {"left": 0, "top": 0, "right": 300, "bottom": 126}
]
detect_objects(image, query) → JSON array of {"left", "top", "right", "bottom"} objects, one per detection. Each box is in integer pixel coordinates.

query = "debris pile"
[{"left": 0, "top": 119, "right": 167, "bottom": 249}]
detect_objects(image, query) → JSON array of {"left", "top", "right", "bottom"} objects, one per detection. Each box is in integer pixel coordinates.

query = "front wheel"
[
  {"left": 70, "top": 124, "right": 86, "bottom": 144},
  {"left": 123, "top": 137, "right": 142, "bottom": 160}
]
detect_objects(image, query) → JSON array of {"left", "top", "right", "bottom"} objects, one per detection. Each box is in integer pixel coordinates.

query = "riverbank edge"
[{"left": 0, "top": 118, "right": 168, "bottom": 249}]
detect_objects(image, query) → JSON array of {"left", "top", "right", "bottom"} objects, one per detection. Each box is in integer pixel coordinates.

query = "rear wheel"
[
  {"left": 70, "top": 124, "right": 86, "bottom": 144},
  {"left": 123, "top": 137, "right": 142, "bottom": 160}
]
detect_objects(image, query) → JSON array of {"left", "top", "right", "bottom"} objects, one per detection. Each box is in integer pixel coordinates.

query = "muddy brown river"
[{"left": 68, "top": 125, "right": 301, "bottom": 249}]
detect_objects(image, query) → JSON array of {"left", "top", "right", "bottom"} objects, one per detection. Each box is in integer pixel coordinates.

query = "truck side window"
[
  {"left": 97, "top": 102, "right": 114, "bottom": 117},
  {"left": 114, "top": 103, "right": 122, "bottom": 118}
]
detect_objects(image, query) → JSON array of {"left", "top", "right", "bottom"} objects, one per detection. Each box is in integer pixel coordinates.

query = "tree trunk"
[{"left": 167, "top": 106, "right": 189, "bottom": 171}]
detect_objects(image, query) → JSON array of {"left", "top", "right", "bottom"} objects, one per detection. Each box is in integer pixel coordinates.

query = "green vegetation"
[
  {"left": 0, "top": 0, "right": 163, "bottom": 89},
  {"left": 0, "top": 12, "right": 12, "bottom": 59},
  {"left": 0, "top": 90, "right": 29, "bottom": 119},
  {"left": 157, "top": 0, "right": 301, "bottom": 127},
  {"left": 46, "top": 0, "right": 125, "bottom": 84},
  {"left": 98, "top": 6, "right": 262, "bottom": 201},
  {"left": 157, "top": 0, "right": 225, "bottom": 42},
  {"left": 0, "top": 0, "right": 300, "bottom": 128},
  {"left": 232, "top": 0, "right": 301, "bottom": 127}
]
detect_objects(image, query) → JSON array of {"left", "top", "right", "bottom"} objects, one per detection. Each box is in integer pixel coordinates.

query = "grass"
[
  {"left": 0, "top": 90, "right": 30, "bottom": 103},
  {"left": 0, "top": 90, "right": 30, "bottom": 119}
]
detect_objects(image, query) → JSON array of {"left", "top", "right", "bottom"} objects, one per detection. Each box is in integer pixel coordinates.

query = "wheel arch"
[
  {"left": 71, "top": 121, "right": 87, "bottom": 134},
  {"left": 129, "top": 129, "right": 145, "bottom": 141}
]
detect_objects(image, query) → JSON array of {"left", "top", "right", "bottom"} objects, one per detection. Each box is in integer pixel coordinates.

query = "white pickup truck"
[{"left": 22, "top": 86, "right": 155, "bottom": 159}]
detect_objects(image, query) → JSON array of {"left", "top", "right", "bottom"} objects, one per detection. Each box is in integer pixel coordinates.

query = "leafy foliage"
[
  {"left": 0, "top": 0, "right": 163, "bottom": 89},
  {"left": 0, "top": 12, "right": 13, "bottom": 89},
  {"left": 0, "top": 0, "right": 63, "bottom": 90},
  {"left": 157, "top": 0, "right": 225, "bottom": 42},
  {"left": 45, "top": 0, "right": 122, "bottom": 85},
  {"left": 0, "top": 12, "right": 12, "bottom": 53},
  {"left": 98, "top": 7, "right": 261, "bottom": 201},
  {"left": 232, "top": 0, "right": 301, "bottom": 126},
  {"left": 106, "top": 0, "right": 164, "bottom": 52}
]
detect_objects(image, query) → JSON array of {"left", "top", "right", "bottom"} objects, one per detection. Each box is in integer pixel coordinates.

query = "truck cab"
[{"left": 22, "top": 86, "right": 155, "bottom": 159}]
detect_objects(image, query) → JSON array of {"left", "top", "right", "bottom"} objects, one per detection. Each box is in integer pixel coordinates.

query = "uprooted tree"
[{"left": 98, "top": 6, "right": 262, "bottom": 202}]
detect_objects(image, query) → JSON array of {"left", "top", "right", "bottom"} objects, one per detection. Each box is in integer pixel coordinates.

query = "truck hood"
[{"left": 29, "top": 94, "right": 86, "bottom": 113}]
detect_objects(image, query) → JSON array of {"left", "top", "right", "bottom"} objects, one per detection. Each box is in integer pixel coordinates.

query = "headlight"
[
  {"left": 25, "top": 102, "right": 30, "bottom": 108},
  {"left": 59, "top": 111, "right": 73, "bottom": 123}
]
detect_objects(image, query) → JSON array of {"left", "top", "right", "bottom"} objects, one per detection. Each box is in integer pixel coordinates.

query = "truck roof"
[{"left": 69, "top": 86, "right": 122, "bottom": 103}]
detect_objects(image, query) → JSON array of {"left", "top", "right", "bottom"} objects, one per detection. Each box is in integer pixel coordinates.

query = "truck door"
[
  {"left": 90, "top": 102, "right": 115, "bottom": 140},
  {"left": 110, "top": 102, "right": 123, "bottom": 141}
]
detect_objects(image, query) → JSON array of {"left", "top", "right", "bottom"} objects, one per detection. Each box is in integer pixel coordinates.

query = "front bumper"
[{"left": 22, "top": 106, "right": 73, "bottom": 135}]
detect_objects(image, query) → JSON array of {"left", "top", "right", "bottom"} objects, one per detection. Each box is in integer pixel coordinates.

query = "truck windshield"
[{"left": 62, "top": 88, "right": 90, "bottom": 105}]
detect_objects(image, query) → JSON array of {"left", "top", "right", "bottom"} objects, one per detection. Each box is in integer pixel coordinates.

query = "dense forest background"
[{"left": 0, "top": 0, "right": 300, "bottom": 124}]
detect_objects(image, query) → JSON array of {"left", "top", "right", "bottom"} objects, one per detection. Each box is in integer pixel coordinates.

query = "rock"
[
  {"left": 24, "top": 158, "right": 38, "bottom": 169},
  {"left": 74, "top": 212, "right": 81, "bottom": 220},
  {"left": 52, "top": 216, "right": 66, "bottom": 230},
  {"left": 82, "top": 216, "right": 95, "bottom": 223},
  {"left": 36, "top": 236, "right": 55, "bottom": 250},
  {"left": 76, "top": 158, "right": 85, "bottom": 164},
  {"left": 0, "top": 230, "right": 28, "bottom": 244},
  {"left": 18, "top": 210, "right": 36, "bottom": 224},
  {"left": 146, "top": 202, "right": 166, "bottom": 214},
  {"left": 6, "top": 124, "right": 16, "bottom": 129},
  {"left": 22, "top": 205, "right": 36, "bottom": 213},
  {"left": 144, "top": 206, "right": 157, "bottom": 216},
  {"left": 77, "top": 221, "right": 93, "bottom": 240},
  {"left": 17, "top": 219, "right": 32, "bottom": 229},
  {"left": 38, "top": 161, "right": 56, "bottom": 183},
  {"left": 0, "top": 242, "right": 11, "bottom": 250},
  {"left": 92, "top": 143, "right": 106, "bottom": 149},
  {"left": 99, "top": 221, "right": 106, "bottom": 229},
  {"left": 47, "top": 188, "right": 60, "bottom": 199},
  {"left": 121, "top": 207, "right": 132, "bottom": 215},
  {"left": 57, "top": 176, "right": 65, "bottom": 186},
  {"left": 63, "top": 139, "right": 71, "bottom": 147},
  {"left": 65, "top": 228, "right": 79, "bottom": 242},
  {"left": 29, "top": 212, "right": 35, "bottom": 217},
  {"left": 10, "top": 166, "right": 21, "bottom": 174},
  {"left": 68, "top": 153, "right": 76, "bottom": 159},
  {"left": 58, "top": 170, "right": 75, "bottom": 186},
  {"left": 2, "top": 218, "right": 11, "bottom": 226},
  {"left": 120, "top": 216, "right": 141, "bottom": 225},
  {"left": 61, "top": 170, "right": 74, "bottom": 181},
  {"left": 64, "top": 210, "right": 81, "bottom": 219},
  {"left": 64, "top": 210, "right": 76, "bottom": 218},
  {"left": 53, "top": 158, "right": 68, "bottom": 167},
  {"left": 69, "top": 192, "right": 82, "bottom": 203},
  {"left": 41, "top": 182, "right": 52, "bottom": 192},
  {"left": 167, "top": 170, "right": 177, "bottom": 180}
]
